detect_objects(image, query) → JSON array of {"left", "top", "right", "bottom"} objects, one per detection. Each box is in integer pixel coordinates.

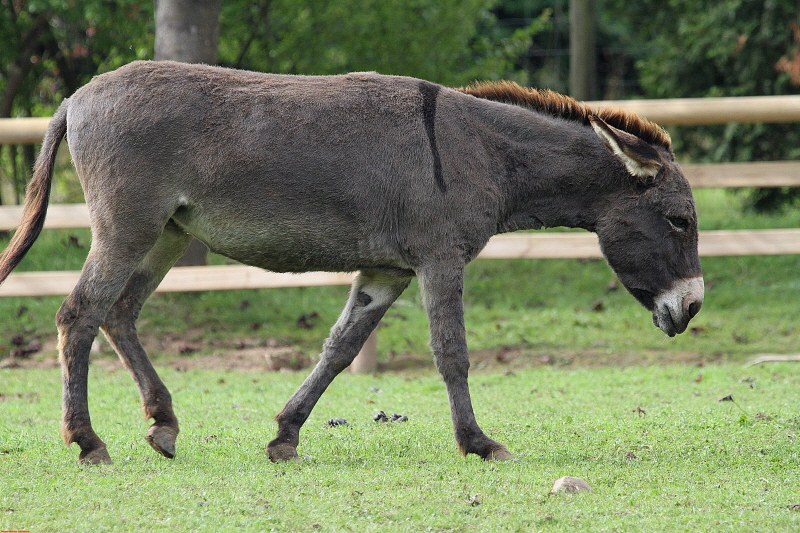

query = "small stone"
[
  {"left": 373, "top": 411, "right": 389, "bottom": 422},
  {"left": 327, "top": 418, "right": 349, "bottom": 427},
  {"left": 550, "top": 476, "right": 592, "bottom": 494}
]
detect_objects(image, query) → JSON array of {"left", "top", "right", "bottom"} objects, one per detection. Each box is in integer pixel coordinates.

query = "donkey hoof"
[
  {"left": 79, "top": 446, "right": 114, "bottom": 465},
  {"left": 485, "top": 446, "right": 516, "bottom": 462},
  {"left": 146, "top": 425, "right": 179, "bottom": 459},
  {"left": 267, "top": 443, "right": 299, "bottom": 462}
]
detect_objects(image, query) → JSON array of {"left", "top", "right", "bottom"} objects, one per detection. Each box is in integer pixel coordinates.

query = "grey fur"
[{"left": 0, "top": 61, "right": 703, "bottom": 463}]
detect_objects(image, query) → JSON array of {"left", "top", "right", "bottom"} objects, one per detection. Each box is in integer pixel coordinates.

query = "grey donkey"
[{"left": 0, "top": 61, "right": 703, "bottom": 464}]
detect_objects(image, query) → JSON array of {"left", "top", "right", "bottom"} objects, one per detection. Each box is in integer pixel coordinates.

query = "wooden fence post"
[{"left": 350, "top": 329, "right": 378, "bottom": 374}]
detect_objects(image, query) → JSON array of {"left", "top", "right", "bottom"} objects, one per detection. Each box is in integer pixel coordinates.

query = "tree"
[
  {"left": 153, "top": 0, "right": 222, "bottom": 266},
  {"left": 217, "top": 0, "right": 548, "bottom": 87},
  {"left": 617, "top": 0, "right": 800, "bottom": 211},
  {"left": 0, "top": 0, "right": 152, "bottom": 204},
  {"left": 1, "top": 0, "right": 549, "bottom": 206},
  {"left": 154, "top": 0, "right": 221, "bottom": 63}
]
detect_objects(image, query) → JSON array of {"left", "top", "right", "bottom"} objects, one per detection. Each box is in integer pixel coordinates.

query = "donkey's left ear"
[{"left": 589, "top": 115, "right": 662, "bottom": 180}]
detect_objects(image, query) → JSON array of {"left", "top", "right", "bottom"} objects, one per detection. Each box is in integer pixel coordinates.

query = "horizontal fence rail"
[
  {"left": 681, "top": 161, "right": 800, "bottom": 188},
  {"left": 586, "top": 94, "right": 800, "bottom": 125},
  {"left": 2, "top": 94, "right": 800, "bottom": 145},
  {"left": 0, "top": 94, "right": 796, "bottom": 298},
  {"left": 0, "top": 267, "right": 357, "bottom": 298},
  {"left": 0, "top": 117, "right": 50, "bottom": 144},
  {"left": 0, "top": 159, "right": 798, "bottom": 231},
  {"left": 1, "top": 230, "right": 799, "bottom": 298}
]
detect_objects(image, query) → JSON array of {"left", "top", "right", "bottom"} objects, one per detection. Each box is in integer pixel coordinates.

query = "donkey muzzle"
[{"left": 652, "top": 276, "right": 705, "bottom": 337}]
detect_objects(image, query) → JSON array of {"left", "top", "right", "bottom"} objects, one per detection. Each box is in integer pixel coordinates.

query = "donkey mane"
[{"left": 457, "top": 80, "right": 672, "bottom": 149}]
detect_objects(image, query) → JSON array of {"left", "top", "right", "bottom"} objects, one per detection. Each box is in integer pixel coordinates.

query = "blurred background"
[
  {"left": 1, "top": 1, "right": 799, "bottom": 366},
  {"left": 2, "top": 0, "right": 799, "bottom": 209}
]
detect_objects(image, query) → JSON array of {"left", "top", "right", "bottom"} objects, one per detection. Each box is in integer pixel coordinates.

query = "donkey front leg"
[
  {"left": 267, "top": 269, "right": 412, "bottom": 461},
  {"left": 418, "top": 264, "right": 515, "bottom": 461}
]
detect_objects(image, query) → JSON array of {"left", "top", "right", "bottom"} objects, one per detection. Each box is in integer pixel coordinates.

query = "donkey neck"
[{"left": 468, "top": 99, "right": 625, "bottom": 234}]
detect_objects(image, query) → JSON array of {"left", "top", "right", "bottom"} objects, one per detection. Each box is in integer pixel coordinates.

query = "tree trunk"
[
  {"left": 569, "top": 0, "right": 597, "bottom": 100},
  {"left": 154, "top": 0, "right": 222, "bottom": 265},
  {"left": 154, "top": 0, "right": 222, "bottom": 63}
]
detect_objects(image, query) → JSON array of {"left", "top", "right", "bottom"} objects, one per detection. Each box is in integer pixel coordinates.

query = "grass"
[
  {"left": 3, "top": 362, "right": 800, "bottom": 532},
  {"left": 2, "top": 116, "right": 799, "bottom": 532}
]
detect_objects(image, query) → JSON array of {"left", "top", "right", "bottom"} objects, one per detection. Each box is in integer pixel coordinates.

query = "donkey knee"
[
  {"left": 55, "top": 297, "right": 79, "bottom": 331},
  {"left": 56, "top": 297, "right": 100, "bottom": 358},
  {"left": 433, "top": 342, "right": 470, "bottom": 381},
  {"left": 57, "top": 292, "right": 105, "bottom": 330}
]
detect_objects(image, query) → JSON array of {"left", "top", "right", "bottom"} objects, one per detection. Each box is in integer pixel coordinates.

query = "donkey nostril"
[{"left": 687, "top": 300, "right": 702, "bottom": 319}]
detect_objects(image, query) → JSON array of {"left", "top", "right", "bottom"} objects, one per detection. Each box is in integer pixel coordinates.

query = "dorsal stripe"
[{"left": 457, "top": 81, "right": 671, "bottom": 149}]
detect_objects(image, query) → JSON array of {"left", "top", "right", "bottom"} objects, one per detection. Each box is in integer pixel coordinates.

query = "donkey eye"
[{"left": 667, "top": 217, "right": 690, "bottom": 232}]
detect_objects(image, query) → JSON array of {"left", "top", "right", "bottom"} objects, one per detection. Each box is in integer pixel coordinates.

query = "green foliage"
[
  {"left": 0, "top": 0, "right": 153, "bottom": 113},
  {"left": 629, "top": 0, "right": 798, "bottom": 99},
  {"left": 3, "top": 364, "right": 800, "bottom": 531},
  {"left": 499, "top": 1, "right": 800, "bottom": 210},
  {"left": 0, "top": 0, "right": 549, "bottom": 198},
  {"left": 631, "top": 0, "right": 800, "bottom": 163},
  {"left": 218, "top": 0, "right": 549, "bottom": 86},
  {"left": 0, "top": 0, "right": 152, "bottom": 203},
  {"left": 5, "top": 0, "right": 800, "bottom": 209},
  {"left": 619, "top": 0, "right": 800, "bottom": 210}
]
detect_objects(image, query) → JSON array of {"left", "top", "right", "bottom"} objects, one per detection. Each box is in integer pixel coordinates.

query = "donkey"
[{"left": 0, "top": 61, "right": 703, "bottom": 464}]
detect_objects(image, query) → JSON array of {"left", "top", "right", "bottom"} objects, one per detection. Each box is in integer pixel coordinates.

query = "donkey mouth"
[
  {"left": 652, "top": 277, "right": 705, "bottom": 337},
  {"left": 652, "top": 308, "right": 682, "bottom": 337}
]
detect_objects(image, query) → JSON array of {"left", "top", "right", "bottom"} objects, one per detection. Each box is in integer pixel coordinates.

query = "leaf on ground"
[{"left": 297, "top": 312, "right": 320, "bottom": 329}]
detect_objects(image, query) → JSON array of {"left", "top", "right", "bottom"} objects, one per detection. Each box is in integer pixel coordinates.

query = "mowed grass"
[{"left": 2, "top": 362, "right": 800, "bottom": 532}]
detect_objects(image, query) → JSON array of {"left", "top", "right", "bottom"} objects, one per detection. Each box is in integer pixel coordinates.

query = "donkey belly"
[{"left": 170, "top": 207, "right": 405, "bottom": 273}]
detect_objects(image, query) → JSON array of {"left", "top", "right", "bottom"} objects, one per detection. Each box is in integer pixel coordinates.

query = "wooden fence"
[
  {"left": 2, "top": 94, "right": 799, "bottom": 144},
  {"left": 1, "top": 94, "right": 799, "bottom": 370}
]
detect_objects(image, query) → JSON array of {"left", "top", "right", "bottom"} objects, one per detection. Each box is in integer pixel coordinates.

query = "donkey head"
[{"left": 589, "top": 116, "right": 703, "bottom": 337}]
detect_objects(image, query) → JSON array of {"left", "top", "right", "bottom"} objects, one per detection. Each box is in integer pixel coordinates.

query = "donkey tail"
[{"left": 0, "top": 101, "right": 68, "bottom": 285}]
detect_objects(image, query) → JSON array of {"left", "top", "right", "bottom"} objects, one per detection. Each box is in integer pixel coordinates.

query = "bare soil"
[{"left": 1, "top": 330, "right": 712, "bottom": 373}]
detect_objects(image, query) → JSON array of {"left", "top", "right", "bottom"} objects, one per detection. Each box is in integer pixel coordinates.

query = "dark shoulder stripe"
[{"left": 419, "top": 81, "right": 445, "bottom": 193}]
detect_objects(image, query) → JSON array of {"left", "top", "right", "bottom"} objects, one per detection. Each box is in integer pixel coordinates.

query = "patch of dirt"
[
  {"left": 0, "top": 334, "right": 314, "bottom": 373},
  {"left": 1, "top": 331, "right": 713, "bottom": 373}
]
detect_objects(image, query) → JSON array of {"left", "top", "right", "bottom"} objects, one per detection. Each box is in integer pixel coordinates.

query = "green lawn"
[
  {"left": 2, "top": 362, "right": 800, "bottom": 532},
  {"left": 1, "top": 178, "right": 798, "bottom": 531}
]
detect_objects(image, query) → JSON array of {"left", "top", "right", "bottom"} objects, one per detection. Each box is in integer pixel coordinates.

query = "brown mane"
[{"left": 457, "top": 80, "right": 672, "bottom": 149}]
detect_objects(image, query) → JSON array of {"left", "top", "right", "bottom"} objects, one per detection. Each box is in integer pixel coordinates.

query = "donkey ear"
[{"left": 589, "top": 115, "right": 662, "bottom": 180}]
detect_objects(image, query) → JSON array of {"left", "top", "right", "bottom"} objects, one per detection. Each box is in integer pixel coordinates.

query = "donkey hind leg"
[
  {"left": 267, "top": 268, "right": 413, "bottom": 462},
  {"left": 418, "top": 264, "right": 515, "bottom": 461},
  {"left": 100, "top": 221, "right": 192, "bottom": 459},
  {"left": 57, "top": 221, "right": 177, "bottom": 465}
]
